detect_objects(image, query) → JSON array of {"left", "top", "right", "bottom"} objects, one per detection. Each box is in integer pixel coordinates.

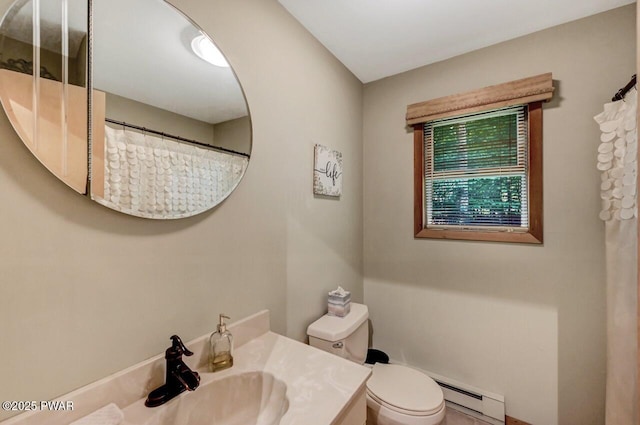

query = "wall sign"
[{"left": 313, "top": 144, "right": 343, "bottom": 197}]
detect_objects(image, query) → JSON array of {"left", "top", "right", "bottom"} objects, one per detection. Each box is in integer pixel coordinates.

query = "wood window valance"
[{"left": 406, "top": 73, "right": 554, "bottom": 125}]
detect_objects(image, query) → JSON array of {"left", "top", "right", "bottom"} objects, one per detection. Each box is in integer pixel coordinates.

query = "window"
[
  {"left": 407, "top": 73, "right": 553, "bottom": 243},
  {"left": 426, "top": 105, "right": 527, "bottom": 228}
]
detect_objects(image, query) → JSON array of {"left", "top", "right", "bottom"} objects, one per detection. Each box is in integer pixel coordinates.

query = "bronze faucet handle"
[{"left": 168, "top": 335, "right": 194, "bottom": 357}]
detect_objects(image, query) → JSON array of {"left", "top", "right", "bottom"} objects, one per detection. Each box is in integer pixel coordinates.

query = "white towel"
[{"left": 69, "top": 403, "right": 124, "bottom": 425}]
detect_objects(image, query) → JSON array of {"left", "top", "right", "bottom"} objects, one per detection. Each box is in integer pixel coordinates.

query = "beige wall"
[
  {"left": 105, "top": 93, "right": 252, "bottom": 154},
  {"left": 362, "top": 5, "right": 635, "bottom": 425},
  {"left": 214, "top": 116, "right": 252, "bottom": 155},
  {"left": 104, "top": 92, "right": 216, "bottom": 144},
  {"left": 0, "top": 0, "right": 362, "bottom": 420}
]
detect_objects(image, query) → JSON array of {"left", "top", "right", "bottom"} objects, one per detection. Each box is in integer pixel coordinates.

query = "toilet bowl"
[
  {"left": 307, "top": 303, "right": 445, "bottom": 425},
  {"left": 365, "top": 363, "right": 445, "bottom": 425}
]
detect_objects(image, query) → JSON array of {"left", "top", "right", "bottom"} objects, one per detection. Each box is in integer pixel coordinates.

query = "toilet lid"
[{"left": 366, "top": 363, "right": 444, "bottom": 416}]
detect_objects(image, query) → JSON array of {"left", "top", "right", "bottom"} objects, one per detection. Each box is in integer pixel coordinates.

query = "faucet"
[{"left": 145, "top": 335, "right": 201, "bottom": 407}]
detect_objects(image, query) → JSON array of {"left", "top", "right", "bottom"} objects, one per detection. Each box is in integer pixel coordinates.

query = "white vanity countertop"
[
  {"left": 222, "top": 330, "right": 371, "bottom": 425},
  {"left": 0, "top": 310, "right": 371, "bottom": 425}
]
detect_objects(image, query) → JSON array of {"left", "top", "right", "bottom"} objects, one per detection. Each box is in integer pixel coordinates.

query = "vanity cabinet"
[{"left": 333, "top": 388, "right": 366, "bottom": 425}]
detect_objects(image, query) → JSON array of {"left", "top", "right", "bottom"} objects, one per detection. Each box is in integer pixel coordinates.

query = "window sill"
[{"left": 415, "top": 228, "right": 542, "bottom": 244}]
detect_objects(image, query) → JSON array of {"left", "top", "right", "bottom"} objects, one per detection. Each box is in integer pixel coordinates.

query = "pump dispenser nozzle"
[{"left": 218, "top": 314, "right": 230, "bottom": 333}]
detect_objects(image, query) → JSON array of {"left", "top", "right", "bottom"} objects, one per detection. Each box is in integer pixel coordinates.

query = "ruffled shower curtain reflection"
[
  {"left": 96, "top": 125, "right": 248, "bottom": 219},
  {"left": 594, "top": 88, "right": 638, "bottom": 425}
]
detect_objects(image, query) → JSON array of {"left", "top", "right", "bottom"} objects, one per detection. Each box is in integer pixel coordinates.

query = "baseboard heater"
[{"left": 416, "top": 367, "right": 506, "bottom": 424}]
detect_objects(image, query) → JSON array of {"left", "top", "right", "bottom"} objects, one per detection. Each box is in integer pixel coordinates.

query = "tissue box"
[
  {"left": 328, "top": 289, "right": 351, "bottom": 305},
  {"left": 327, "top": 287, "right": 351, "bottom": 317},
  {"left": 328, "top": 302, "right": 351, "bottom": 317}
]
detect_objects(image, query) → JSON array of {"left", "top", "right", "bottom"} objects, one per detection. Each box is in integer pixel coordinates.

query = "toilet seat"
[{"left": 366, "top": 363, "right": 444, "bottom": 416}]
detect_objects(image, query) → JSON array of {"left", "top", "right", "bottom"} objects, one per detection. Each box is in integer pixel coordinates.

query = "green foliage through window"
[
  {"left": 425, "top": 106, "right": 528, "bottom": 229},
  {"left": 431, "top": 176, "right": 523, "bottom": 226},
  {"left": 433, "top": 114, "right": 518, "bottom": 172}
]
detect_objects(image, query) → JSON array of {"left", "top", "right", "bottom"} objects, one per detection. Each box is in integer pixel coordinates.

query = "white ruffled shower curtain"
[
  {"left": 594, "top": 88, "right": 638, "bottom": 425},
  {"left": 98, "top": 125, "right": 249, "bottom": 219}
]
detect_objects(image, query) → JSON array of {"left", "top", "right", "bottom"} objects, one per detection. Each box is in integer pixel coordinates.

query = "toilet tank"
[{"left": 307, "top": 303, "right": 369, "bottom": 364}]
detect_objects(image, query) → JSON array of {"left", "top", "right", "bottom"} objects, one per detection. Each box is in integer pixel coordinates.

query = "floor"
[{"left": 442, "top": 407, "right": 494, "bottom": 425}]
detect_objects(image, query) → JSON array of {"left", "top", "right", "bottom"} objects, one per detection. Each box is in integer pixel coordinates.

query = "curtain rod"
[
  {"left": 105, "top": 118, "right": 250, "bottom": 158},
  {"left": 612, "top": 74, "right": 636, "bottom": 102}
]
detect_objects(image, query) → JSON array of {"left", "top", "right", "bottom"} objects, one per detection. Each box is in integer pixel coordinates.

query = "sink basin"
[{"left": 124, "top": 371, "right": 289, "bottom": 425}]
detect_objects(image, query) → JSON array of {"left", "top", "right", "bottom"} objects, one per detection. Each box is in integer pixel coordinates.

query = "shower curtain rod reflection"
[{"left": 104, "top": 118, "right": 250, "bottom": 158}]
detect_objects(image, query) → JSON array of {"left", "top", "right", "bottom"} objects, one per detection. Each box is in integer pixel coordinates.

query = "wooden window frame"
[{"left": 408, "top": 74, "right": 552, "bottom": 244}]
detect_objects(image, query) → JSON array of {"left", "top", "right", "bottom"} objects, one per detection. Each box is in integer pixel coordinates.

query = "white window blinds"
[{"left": 424, "top": 105, "right": 529, "bottom": 230}]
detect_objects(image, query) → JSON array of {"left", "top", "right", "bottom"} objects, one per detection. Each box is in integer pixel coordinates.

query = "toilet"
[{"left": 307, "top": 303, "right": 445, "bottom": 425}]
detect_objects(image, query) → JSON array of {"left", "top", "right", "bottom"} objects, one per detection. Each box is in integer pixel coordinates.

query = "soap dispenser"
[{"left": 209, "top": 314, "right": 233, "bottom": 372}]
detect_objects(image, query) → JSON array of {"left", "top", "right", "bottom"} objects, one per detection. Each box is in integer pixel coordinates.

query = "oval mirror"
[{"left": 0, "top": 0, "right": 252, "bottom": 219}]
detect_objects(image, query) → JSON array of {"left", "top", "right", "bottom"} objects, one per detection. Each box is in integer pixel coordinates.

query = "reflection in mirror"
[
  {"left": 0, "top": 0, "right": 252, "bottom": 219},
  {"left": 0, "top": 0, "right": 89, "bottom": 194},
  {"left": 91, "top": 0, "right": 251, "bottom": 219}
]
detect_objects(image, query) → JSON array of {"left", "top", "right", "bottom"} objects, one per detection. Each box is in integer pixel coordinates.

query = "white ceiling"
[
  {"left": 93, "top": 0, "right": 248, "bottom": 124},
  {"left": 278, "top": 0, "right": 636, "bottom": 83}
]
